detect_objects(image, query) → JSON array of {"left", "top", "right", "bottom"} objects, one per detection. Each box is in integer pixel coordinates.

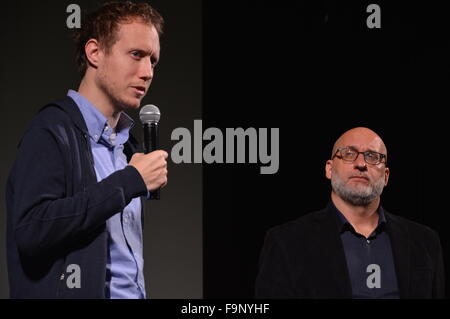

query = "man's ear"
[
  {"left": 325, "top": 160, "right": 333, "bottom": 180},
  {"left": 384, "top": 166, "right": 390, "bottom": 186},
  {"left": 84, "top": 39, "right": 102, "bottom": 68}
]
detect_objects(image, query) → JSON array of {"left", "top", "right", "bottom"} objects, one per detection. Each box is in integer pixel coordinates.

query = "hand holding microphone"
[
  {"left": 129, "top": 104, "right": 167, "bottom": 199},
  {"left": 129, "top": 151, "right": 168, "bottom": 192}
]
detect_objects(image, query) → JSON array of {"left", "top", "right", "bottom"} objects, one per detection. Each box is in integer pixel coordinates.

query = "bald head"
[{"left": 331, "top": 127, "right": 387, "bottom": 160}]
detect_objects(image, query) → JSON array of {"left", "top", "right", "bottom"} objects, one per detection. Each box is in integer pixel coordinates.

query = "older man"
[{"left": 255, "top": 127, "right": 445, "bottom": 298}]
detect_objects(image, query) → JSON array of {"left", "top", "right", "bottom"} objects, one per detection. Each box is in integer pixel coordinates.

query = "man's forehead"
[
  {"left": 339, "top": 136, "right": 383, "bottom": 150},
  {"left": 333, "top": 128, "right": 387, "bottom": 154},
  {"left": 116, "top": 21, "right": 160, "bottom": 51}
]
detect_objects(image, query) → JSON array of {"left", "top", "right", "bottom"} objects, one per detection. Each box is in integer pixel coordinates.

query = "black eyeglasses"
[{"left": 333, "top": 147, "right": 387, "bottom": 165}]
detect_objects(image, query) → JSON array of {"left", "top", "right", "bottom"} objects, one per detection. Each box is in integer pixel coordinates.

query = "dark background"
[
  {"left": 203, "top": 0, "right": 450, "bottom": 298},
  {"left": 0, "top": 0, "right": 202, "bottom": 298}
]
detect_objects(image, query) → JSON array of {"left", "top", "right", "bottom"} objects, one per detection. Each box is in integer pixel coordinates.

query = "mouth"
[
  {"left": 131, "top": 86, "right": 146, "bottom": 96},
  {"left": 349, "top": 175, "right": 369, "bottom": 182}
]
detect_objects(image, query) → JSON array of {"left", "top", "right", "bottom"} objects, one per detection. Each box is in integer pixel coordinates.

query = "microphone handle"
[{"left": 143, "top": 123, "right": 160, "bottom": 200}]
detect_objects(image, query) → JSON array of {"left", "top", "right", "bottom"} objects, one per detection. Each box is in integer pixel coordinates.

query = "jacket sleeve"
[
  {"left": 11, "top": 127, "right": 147, "bottom": 257},
  {"left": 254, "top": 229, "right": 296, "bottom": 298}
]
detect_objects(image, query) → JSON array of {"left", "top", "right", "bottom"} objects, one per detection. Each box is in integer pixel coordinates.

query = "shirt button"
[{"left": 367, "top": 239, "right": 370, "bottom": 244}]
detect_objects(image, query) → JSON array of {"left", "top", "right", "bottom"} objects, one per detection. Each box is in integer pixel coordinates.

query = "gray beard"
[{"left": 331, "top": 171, "right": 385, "bottom": 206}]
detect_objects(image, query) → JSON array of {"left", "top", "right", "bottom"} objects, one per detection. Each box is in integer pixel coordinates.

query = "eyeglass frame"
[{"left": 332, "top": 146, "right": 387, "bottom": 165}]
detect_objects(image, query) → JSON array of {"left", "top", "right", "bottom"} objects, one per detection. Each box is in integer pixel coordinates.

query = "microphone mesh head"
[{"left": 139, "top": 104, "right": 161, "bottom": 124}]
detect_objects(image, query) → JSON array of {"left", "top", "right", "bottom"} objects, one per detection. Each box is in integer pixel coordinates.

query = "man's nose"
[
  {"left": 139, "top": 58, "right": 153, "bottom": 82},
  {"left": 353, "top": 153, "right": 367, "bottom": 171}
]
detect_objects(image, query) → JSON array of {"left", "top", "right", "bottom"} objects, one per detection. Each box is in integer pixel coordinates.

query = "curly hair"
[{"left": 73, "top": 1, "right": 164, "bottom": 76}]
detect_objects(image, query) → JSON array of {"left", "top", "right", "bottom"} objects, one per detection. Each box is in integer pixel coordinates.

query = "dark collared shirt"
[{"left": 331, "top": 203, "right": 400, "bottom": 299}]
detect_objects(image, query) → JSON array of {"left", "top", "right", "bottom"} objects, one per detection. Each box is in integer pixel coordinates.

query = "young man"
[
  {"left": 6, "top": 1, "right": 167, "bottom": 298},
  {"left": 255, "top": 127, "right": 445, "bottom": 298}
]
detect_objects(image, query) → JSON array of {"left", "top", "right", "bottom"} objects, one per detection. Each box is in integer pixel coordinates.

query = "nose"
[
  {"left": 139, "top": 58, "right": 153, "bottom": 82},
  {"left": 353, "top": 153, "right": 367, "bottom": 171}
]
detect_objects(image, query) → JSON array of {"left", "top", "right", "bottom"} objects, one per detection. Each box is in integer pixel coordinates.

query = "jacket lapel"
[
  {"left": 312, "top": 206, "right": 352, "bottom": 298},
  {"left": 385, "top": 212, "right": 411, "bottom": 298}
]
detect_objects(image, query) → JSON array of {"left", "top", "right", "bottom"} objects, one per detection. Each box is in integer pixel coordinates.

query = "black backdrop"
[{"left": 203, "top": 0, "right": 450, "bottom": 298}]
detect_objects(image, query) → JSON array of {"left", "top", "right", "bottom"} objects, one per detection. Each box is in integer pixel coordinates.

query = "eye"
[
  {"left": 342, "top": 150, "right": 355, "bottom": 158},
  {"left": 367, "top": 152, "right": 378, "bottom": 159},
  {"left": 131, "top": 51, "right": 142, "bottom": 59},
  {"left": 368, "top": 152, "right": 380, "bottom": 160}
]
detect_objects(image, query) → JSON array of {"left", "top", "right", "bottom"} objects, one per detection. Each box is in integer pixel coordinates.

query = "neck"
[
  {"left": 78, "top": 75, "right": 121, "bottom": 129},
  {"left": 331, "top": 191, "right": 380, "bottom": 237}
]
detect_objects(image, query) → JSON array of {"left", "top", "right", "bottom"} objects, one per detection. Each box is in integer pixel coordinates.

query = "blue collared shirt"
[
  {"left": 68, "top": 90, "right": 146, "bottom": 299},
  {"left": 331, "top": 202, "right": 399, "bottom": 299}
]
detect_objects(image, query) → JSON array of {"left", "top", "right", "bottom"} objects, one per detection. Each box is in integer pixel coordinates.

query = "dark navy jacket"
[
  {"left": 6, "top": 96, "right": 147, "bottom": 298},
  {"left": 255, "top": 204, "right": 446, "bottom": 299}
]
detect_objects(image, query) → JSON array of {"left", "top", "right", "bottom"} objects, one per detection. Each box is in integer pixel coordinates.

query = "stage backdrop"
[
  {"left": 0, "top": 0, "right": 202, "bottom": 298},
  {"left": 202, "top": 0, "right": 450, "bottom": 298}
]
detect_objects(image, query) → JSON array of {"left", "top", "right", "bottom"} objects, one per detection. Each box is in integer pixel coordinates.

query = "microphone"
[{"left": 139, "top": 104, "right": 161, "bottom": 200}]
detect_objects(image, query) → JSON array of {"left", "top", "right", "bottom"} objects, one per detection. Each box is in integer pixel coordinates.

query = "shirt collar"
[
  {"left": 330, "top": 201, "right": 387, "bottom": 234},
  {"left": 67, "top": 89, "right": 134, "bottom": 146}
]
